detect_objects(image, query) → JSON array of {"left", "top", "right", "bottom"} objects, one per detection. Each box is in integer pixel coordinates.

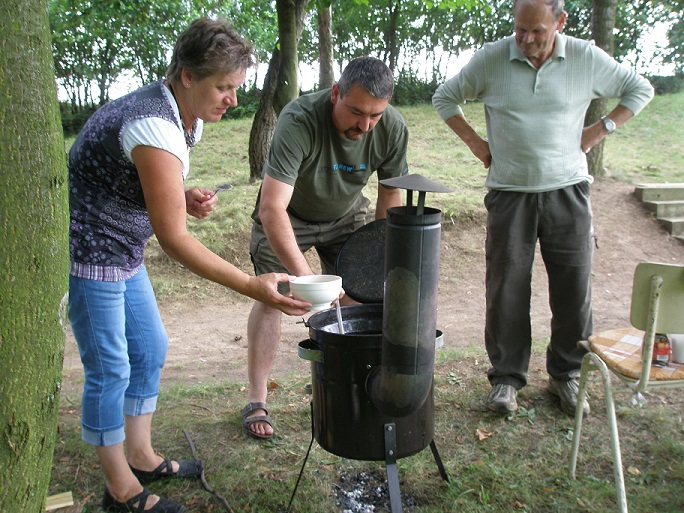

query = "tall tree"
[
  {"left": 275, "top": 0, "right": 305, "bottom": 112},
  {"left": 383, "top": 0, "right": 402, "bottom": 72},
  {"left": 248, "top": 0, "right": 310, "bottom": 182},
  {"left": 248, "top": 47, "right": 281, "bottom": 183},
  {"left": 318, "top": 0, "right": 335, "bottom": 89},
  {"left": 585, "top": 0, "right": 617, "bottom": 177},
  {"left": 0, "top": 0, "right": 69, "bottom": 511},
  {"left": 663, "top": 0, "right": 684, "bottom": 74}
]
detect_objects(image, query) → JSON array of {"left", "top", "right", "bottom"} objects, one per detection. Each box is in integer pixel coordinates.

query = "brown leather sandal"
[{"left": 241, "top": 401, "right": 273, "bottom": 440}]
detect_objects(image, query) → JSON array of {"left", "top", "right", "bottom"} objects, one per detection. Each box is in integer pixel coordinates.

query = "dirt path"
[{"left": 60, "top": 181, "right": 684, "bottom": 398}]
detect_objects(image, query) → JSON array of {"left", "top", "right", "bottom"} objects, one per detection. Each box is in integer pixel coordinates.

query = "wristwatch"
[{"left": 601, "top": 115, "right": 616, "bottom": 134}]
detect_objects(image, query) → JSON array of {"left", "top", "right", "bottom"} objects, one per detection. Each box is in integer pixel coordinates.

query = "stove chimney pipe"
[{"left": 367, "top": 204, "right": 441, "bottom": 417}]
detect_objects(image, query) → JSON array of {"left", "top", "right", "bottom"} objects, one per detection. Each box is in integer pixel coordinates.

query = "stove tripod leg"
[
  {"left": 286, "top": 402, "right": 316, "bottom": 513},
  {"left": 384, "top": 423, "right": 402, "bottom": 513},
  {"left": 430, "top": 439, "right": 450, "bottom": 483}
]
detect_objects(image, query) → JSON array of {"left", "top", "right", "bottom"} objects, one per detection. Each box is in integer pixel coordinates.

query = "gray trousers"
[{"left": 484, "top": 183, "right": 593, "bottom": 389}]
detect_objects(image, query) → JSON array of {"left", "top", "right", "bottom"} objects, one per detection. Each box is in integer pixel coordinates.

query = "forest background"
[{"left": 52, "top": 0, "right": 684, "bottom": 135}]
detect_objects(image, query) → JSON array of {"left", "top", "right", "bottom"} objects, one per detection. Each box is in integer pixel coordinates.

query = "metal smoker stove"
[{"left": 291, "top": 174, "right": 451, "bottom": 512}]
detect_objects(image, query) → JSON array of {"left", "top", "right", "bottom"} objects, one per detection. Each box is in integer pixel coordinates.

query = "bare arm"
[
  {"left": 132, "top": 145, "right": 310, "bottom": 315},
  {"left": 444, "top": 114, "right": 491, "bottom": 169},
  {"left": 375, "top": 184, "right": 403, "bottom": 220},
  {"left": 258, "top": 174, "right": 313, "bottom": 276},
  {"left": 581, "top": 104, "right": 635, "bottom": 154}
]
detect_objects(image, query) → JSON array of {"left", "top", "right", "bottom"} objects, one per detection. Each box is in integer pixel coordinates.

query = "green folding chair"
[{"left": 569, "top": 262, "right": 684, "bottom": 513}]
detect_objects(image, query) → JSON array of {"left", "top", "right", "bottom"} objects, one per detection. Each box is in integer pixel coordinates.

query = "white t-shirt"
[{"left": 120, "top": 85, "right": 203, "bottom": 181}]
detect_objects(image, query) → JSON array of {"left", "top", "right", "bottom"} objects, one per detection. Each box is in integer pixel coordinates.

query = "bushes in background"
[
  {"left": 59, "top": 73, "right": 682, "bottom": 135},
  {"left": 647, "top": 74, "right": 684, "bottom": 95}
]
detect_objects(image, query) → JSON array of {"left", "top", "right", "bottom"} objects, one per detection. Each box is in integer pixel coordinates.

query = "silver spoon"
[
  {"left": 214, "top": 184, "right": 233, "bottom": 193},
  {"left": 335, "top": 301, "right": 345, "bottom": 334}
]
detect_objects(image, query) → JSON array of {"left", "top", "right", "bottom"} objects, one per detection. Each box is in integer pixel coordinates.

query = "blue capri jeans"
[{"left": 68, "top": 266, "right": 168, "bottom": 447}]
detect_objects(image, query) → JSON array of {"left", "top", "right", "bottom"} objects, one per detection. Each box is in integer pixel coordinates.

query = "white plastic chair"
[{"left": 569, "top": 262, "right": 684, "bottom": 513}]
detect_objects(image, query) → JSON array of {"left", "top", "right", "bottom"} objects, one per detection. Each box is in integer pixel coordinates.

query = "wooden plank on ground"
[{"left": 45, "top": 492, "right": 74, "bottom": 511}]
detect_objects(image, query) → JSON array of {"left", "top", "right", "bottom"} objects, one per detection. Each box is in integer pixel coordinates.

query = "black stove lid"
[{"left": 335, "top": 219, "right": 385, "bottom": 303}]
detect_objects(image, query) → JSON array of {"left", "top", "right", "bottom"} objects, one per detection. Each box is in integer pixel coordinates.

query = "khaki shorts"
[{"left": 250, "top": 195, "right": 370, "bottom": 292}]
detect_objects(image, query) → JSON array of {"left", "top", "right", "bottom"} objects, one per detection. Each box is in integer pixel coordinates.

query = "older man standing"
[{"left": 433, "top": 0, "right": 653, "bottom": 416}]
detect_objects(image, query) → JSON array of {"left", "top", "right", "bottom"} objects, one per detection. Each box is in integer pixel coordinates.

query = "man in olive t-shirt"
[{"left": 242, "top": 56, "right": 409, "bottom": 440}]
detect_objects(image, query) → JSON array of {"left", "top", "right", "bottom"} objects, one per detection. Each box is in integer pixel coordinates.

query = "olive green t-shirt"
[{"left": 257, "top": 88, "right": 409, "bottom": 222}]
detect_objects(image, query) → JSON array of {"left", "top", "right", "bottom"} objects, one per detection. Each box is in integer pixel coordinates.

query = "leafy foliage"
[
  {"left": 564, "top": 0, "right": 678, "bottom": 68},
  {"left": 50, "top": 0, "right": 684, "bottom": 135},
  {"left": 392, "top": 69, "right": 439, "bottom": 105},
  {"left": 50, "top": 0, "right": 203, "bottom": 108},
  {"left": 647, "top": 74, "right": 684, "bottom": 95}
]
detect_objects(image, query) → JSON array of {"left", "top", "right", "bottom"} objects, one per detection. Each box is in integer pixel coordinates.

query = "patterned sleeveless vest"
[{"left": 69, "top": 80, "right": 185, "bottom": 281}]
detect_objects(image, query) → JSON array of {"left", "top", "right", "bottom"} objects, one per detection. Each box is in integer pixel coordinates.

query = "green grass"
[
  {"left": 51, "top": 343, "right": 684, "bottom": 512},
  {"left": 603, "top": 92, "right": 684, "bottom": 182},
  {"left": 53, "top": 91, "right": 684, "bottom": 512}
]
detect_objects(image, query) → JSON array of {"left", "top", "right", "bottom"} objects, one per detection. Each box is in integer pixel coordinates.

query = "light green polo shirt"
[
  {"left": 432, "top": 33, "right": 654, "bottom": 192},
  {"left": 260, "top": 89, "right": 409, "bottom": 222}
]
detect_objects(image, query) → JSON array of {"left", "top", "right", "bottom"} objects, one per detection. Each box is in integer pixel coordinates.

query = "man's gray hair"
[
  {"left": 337, "top": 56, "right": 394, "bottom": 100},
  {"left": 514, "top": 0, "right": 565, "bottom": 20}
]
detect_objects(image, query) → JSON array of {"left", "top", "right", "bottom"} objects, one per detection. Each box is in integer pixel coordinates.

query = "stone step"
[
  {"left": 634, "top": 184, "right": 684, "bottom": 240},
  {"left": 643, "top": 200, "right": 684, "bottom": 218},
  {"left": 634, "top": 183, "right": 684, "bottom": 202},
  {"left": 659, "top": 217, "right": 684, "bottom": 237}
]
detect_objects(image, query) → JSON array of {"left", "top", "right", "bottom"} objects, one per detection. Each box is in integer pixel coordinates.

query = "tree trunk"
[
  {"left": 248, "top": 48, "right": 280, "bottom": 183},
  {"left": 385, "top": 0, "right": 401, "bottom": 73},
  {"left": 318, "top": 3, "right": 334, "bottom": 89},
  {"left": 274, "top": 0, "right": 301, "bottom": 114},
  {"left": 0, "top": 1, "right": 70, "bottom": 511},
  {"left": 585, "top": 0, "right": 617, "bottom": 178},
  {"left": 248, "top": 0, "right": 309, "bottom": 183}
]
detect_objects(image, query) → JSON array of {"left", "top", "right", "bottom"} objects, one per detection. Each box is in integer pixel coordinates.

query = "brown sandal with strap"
[{"left": 241, "top": 401, "right": 273, "bottom": 440}]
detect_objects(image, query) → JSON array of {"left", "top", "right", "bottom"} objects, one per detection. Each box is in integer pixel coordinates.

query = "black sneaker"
[{"left": 486, "top": 384, "right": 518, "bottom": 412}]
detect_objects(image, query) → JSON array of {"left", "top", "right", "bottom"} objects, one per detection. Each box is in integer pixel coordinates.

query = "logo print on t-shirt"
[{"left": 325, "top": 163, "right": 367, "bottom": 174}]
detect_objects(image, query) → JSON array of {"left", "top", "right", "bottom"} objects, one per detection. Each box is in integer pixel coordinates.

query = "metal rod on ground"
[{"left": 182, "top": 429, "right": 234, "bottom": 512}]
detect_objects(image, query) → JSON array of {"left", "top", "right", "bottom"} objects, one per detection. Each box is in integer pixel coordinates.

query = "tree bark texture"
[
  {"left": 0, "top": 1, "right": 70, "bottom": 512},
  {"left": 274, "top": 0, "right": 301, "bottom": 114},
  {"left": 585, "top": 0, "right": 617, "bottom": 178},
  {"left": 248, "top": 0, "right": 309, "bottom": 183},
  {"left": 318, "top": 4, "right": 335, "bottom": 89},
  {"left": 249, "top": 48, "right": 280, "bottom": 183},
  {"left": 384, "top": 0, "right": 401, "bottom": 72}
]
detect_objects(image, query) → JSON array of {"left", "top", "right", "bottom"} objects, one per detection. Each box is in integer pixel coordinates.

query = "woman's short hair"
[
  {"left": 166, "top": 17, "right": 256, "bottom": 82},
  {"left": 337, "top": 56, "right": 394, "bottom": 100}
]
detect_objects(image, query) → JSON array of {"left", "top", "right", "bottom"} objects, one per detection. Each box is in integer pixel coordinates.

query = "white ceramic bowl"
[{"left": 290, "top": 275, "right": 342, "bottom": 311}]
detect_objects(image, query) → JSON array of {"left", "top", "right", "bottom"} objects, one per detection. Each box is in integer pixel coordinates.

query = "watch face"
[{"left": 602, "top": 116, "right": 616, "bottom": 132}]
